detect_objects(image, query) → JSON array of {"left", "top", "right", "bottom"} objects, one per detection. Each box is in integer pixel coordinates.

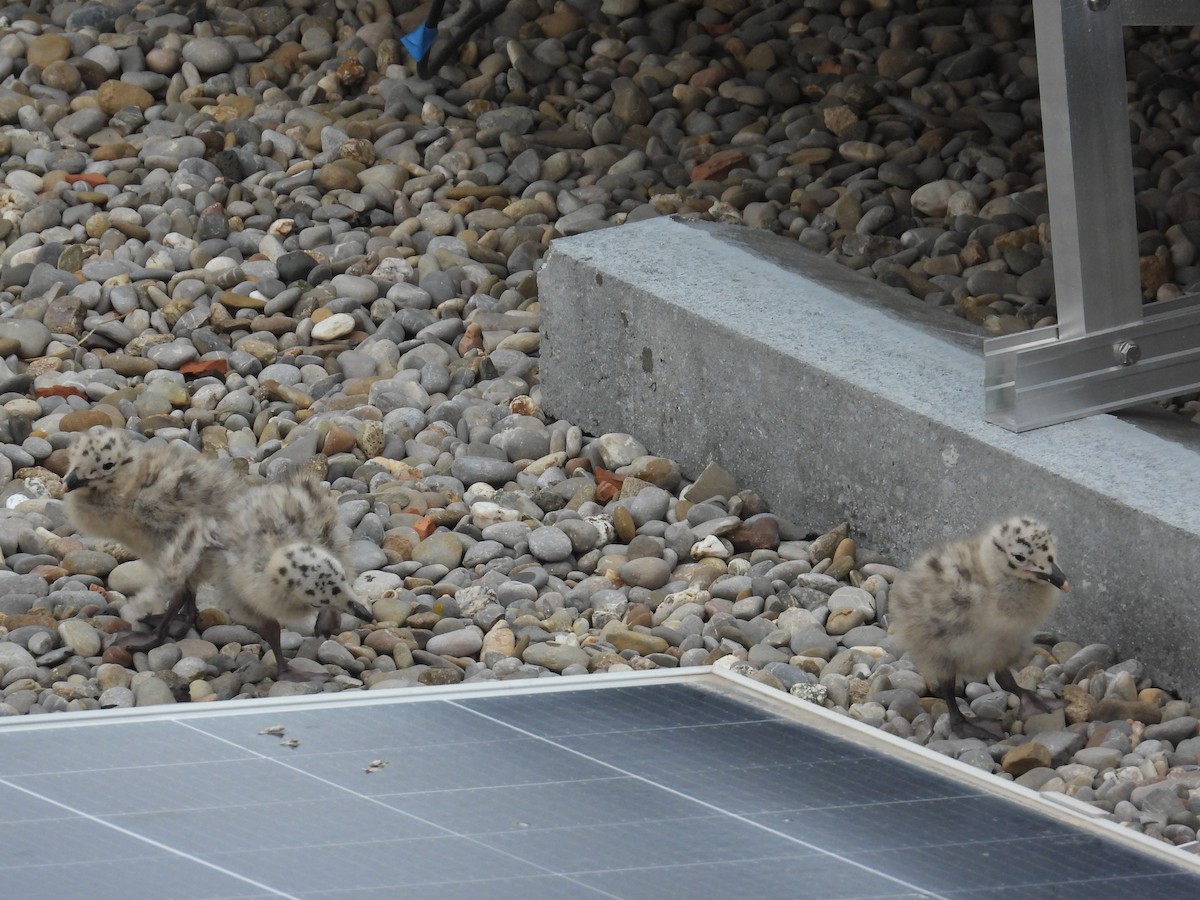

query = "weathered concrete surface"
[{"left": 540, "top": 217, "right": 1200, "bottom": 698}]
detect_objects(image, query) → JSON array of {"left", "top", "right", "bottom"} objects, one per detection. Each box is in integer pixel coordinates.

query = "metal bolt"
[
  {"left": 1114, "top": 340, "right": 1141, "bottom": 366},
  {"left": 1087, "top": 0, "right": 1111, "bottom": 10}
]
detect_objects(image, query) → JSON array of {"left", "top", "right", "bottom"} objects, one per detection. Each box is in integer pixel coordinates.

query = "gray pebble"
[
  {"left": 618, "top": 558, "right": 673, "bottom": 590},
  {"left": 181, "top": 37, "right": 237, "bottom": 75},
  {"left": 1063, "top": 644, "right": 1118, "bottom": 679},
  {"left": 426, "top": 626, "right": 484, "bottom": 658},
  {"left": 527, "top": 526, "right": 573, "bottom": 563},
  {"left": 2, "top": 320, "right": 50, "bottom": 357},
  {"left": 1145, "top": 716, "right": 1199, "bottom": 744},
  {"left": 133, "top": 676, "right": 176, "bottom": 706},
  {"left": 522, "top": 642, "right": 589, "bottom": 672},
  {"left": 202, "top": 624, "right": 266, "bottom": 646},
  {"left": 450, "top": 457, "right": 518, "bottom": 486}
]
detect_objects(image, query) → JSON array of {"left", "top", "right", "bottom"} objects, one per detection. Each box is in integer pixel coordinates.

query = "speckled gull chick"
[
  {"left": 212, "top": 470, "right": 371, "bottom": 677},
  {"left": 63, "top": 427, "right": 371, "bottom": 676},
  {"left": 63, "top": 425, "right": 240, "bottom": 643},
  {"left": 888, "top": 516, "right": 1071, "bottom": 738}
]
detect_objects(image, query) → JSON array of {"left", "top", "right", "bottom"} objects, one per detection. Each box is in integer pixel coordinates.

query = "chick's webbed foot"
[
  {"left": 141, "top": 595, "right": 198, "bottom": 640},
  {"left": 950, "top": 712, "right": 1007, "bottom": 741},
  {"left": 113, "top": 590, "right": 198, "bottom": 653},
  {"left": 113, "top": 631, "right": 171, "bottom": 654},
  {"left": 255, "top": 618, "right": 336, "bottom": 682},
  {"left": 277, "top": 666, "right": 333, "bottom": 684},
  {"left": 994, "top": 669, "right": 1065, "bottom": 719}
]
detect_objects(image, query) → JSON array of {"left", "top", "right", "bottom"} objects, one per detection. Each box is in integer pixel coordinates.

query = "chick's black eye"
[
  {"left": 103, "top": 462, "right": 114, "bottom": 470},
  {"left": 1013, "top": 553, "right": 1026, "bottom": 562}
]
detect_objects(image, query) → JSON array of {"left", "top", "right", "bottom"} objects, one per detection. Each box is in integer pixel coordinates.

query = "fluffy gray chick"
[
  {"left": 212, "top": 471, "right": 372, "bottom": 677},
  {"left": 63, "top": 426, "right": 241, "bottom": 639},
  {"left": 889, "top": 516, "right": 1071, "bottom": 738}
]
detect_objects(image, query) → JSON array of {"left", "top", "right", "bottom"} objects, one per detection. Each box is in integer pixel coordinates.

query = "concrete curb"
[{"left": 540, "top": 217, "right": 1200, "bottom": 698}]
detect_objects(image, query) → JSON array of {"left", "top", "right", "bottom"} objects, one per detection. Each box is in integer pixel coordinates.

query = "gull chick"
[
  {"left": 64, "top": 427, "right": 372, "bottom": 676},
  {"left": 889, "top": 516, "right": 1071, "bottom": 738},
  {"left": 213, "top": 471, "right": 372, "bottom": 677},
  {"left": 63, "top": 426, "right": 240, "bottom": 640}
]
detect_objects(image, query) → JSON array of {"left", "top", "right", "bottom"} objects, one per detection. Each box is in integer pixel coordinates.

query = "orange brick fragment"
[
  {"left": 689, "top": 149, "right": 748, "bottom": 183},
  {"left": 65, "top": 173, "right": 107, "bottom": 186},
  {"left": 817, "top": 61, "right": 855, "bottom": 76},
  {"left": 35, "top": 385, "right": 88, "bottom": 399},
  {"left": 593, "top": 465, "right": 626, "bottom": 504},
  {"left": 180, "top": 358, "right": 229, "bottom": 377}
]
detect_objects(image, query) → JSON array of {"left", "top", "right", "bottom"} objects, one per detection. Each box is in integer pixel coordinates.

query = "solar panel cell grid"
[{"left": 0, "top": 677, "right": 1195, "bottom": 900}]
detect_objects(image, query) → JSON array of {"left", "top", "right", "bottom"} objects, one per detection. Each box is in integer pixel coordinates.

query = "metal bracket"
[
  {"left": 985, "top": 294, "right": 1200, "bottom": 431},
  {"left": 983, "top": 0, "right": 1200, "bottom": 430}
]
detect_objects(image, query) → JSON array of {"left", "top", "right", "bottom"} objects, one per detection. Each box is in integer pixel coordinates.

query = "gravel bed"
[{"left": 1, "top": 0, "right": 1199, "bottom": 854}]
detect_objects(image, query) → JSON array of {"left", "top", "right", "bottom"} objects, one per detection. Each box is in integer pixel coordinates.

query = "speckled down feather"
[
  {"left": 212, "top": 471, "right": 361, "bottom": 632},
  {"left": 63, "top": 426, "right": 242, "bottom": 622},
  {"left": 889, "top": 517, "right": 1069, "bottom": 685},
  {"left": 63, "top": 427, "right": 364, "bottom": 634}
]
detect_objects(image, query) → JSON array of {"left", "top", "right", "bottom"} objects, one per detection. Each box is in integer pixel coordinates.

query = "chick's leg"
[
  {"left": 139, "top": 521, "right": 213, "bottom": 635},
  {"left": 117, "top": 520, "right": 216, "bottom": 653},
  {"left": 140, "top": 590, "right": 198, "bottom": 640},
  {"left": 936, "top": 675, "right": 1005, "bottom": 740},
  {"left": 314, "top": 606, "right": 340, "bottom": 638},
  {"left": 257, "top": 617, "right": 287, "bottom": 677},
  {"left": 261, "top": 618, "right": 332, "bottom": 683},
  {"left": 115, "top": 588, "right": 196, "bottom": 653}
]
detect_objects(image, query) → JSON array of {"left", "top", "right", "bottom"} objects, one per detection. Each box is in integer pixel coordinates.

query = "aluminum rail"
[{"left": 984, "top": 0, "right": 1200, "bottom": 430}]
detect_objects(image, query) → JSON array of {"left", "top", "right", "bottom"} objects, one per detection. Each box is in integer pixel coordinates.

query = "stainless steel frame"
[{"left": 984, "top": 0, "right": 1200, "bottom": 431}]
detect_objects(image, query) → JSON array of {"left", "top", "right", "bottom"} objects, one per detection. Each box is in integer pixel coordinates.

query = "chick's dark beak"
[
  {"left": 1042, "top": 562, "right": 1070, "bottom": 592},
  {"left": 349, "top": 600, "right": 373, "bottom": 622},
  {"left": 63, "top": 471, "right": 85, "bottom": 492}
]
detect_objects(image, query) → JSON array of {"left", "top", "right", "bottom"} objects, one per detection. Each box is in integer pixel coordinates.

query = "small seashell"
[
  {"left": 509, "top": 395, "right": 542, "bottom": 419},
  {"left": 364, "top": 759, "right": 388, "bottom": 773},
  {"left": 280, "top": 738, "right": 300, "bottom": 749},
  {"left": 585, "top": 515, "right": 616, "bottom": 545},
  {"left": 259, "top": 725, "right": 286, "bottom": 736},
  {"left": 465, "top": 483, "right": 497, "bottom": 504},
  {"left": 727, "top": 557, "right": 751, "bottom": 576},
  {"left": 470, "top": 500, "right": 520, "bottom": 528},
  {"left": 690, "top": 534, "right": 730, "bottom": 560}
]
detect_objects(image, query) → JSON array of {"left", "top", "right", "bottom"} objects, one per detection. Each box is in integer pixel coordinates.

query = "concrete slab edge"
[{"left": 539, "top": 217, "right": 1200, "bottom": 697}]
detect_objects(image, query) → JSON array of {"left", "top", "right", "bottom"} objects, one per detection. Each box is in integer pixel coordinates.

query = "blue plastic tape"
[{"left": 401, "top": 24, "right": 437, "bottom": 61}]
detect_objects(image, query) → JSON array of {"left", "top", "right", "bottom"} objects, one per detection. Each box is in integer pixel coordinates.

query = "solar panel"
[{"left": 1, "top": 671, "right": 1196, "bottom": 899}]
